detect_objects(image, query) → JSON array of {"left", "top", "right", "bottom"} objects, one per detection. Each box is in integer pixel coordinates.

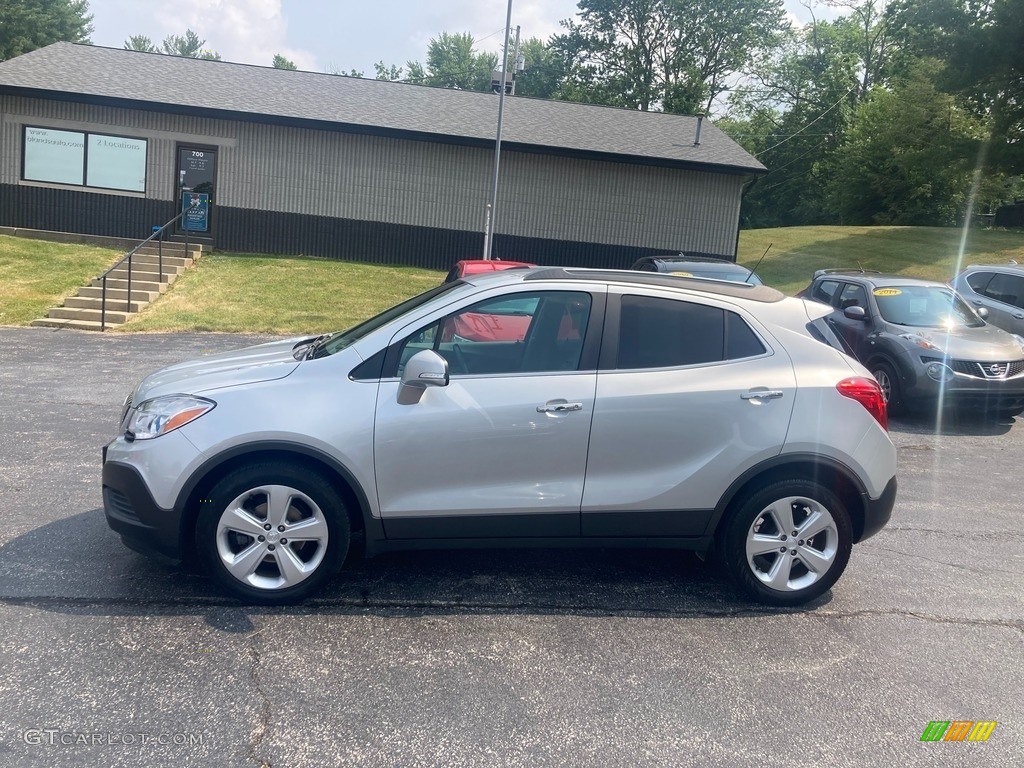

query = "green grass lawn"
[
  {"left": 0, "top": 235, "right": 121, "bottom": 325},
  {"left": 117, "top": 252, "right": 443, "bottom": 334},
  {"left": 2, "top": 226, "right": 1022, "bottom": 333},
  {"left": 737, "top": 225, "right": 1024, "bottom": 295}
]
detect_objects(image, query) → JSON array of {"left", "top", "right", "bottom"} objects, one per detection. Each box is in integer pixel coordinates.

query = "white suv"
[{"left": 103, "top": 268, "right": 897, "bottom": 606}]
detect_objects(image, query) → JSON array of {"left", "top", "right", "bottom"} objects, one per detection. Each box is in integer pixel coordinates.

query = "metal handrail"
[{"left": 100, "top": 212, "right": 185, "bottom": 330}]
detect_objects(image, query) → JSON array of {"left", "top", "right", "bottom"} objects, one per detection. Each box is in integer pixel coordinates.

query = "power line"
[{"left": 756, "top": 87, "right": 855, "bottom": 156}]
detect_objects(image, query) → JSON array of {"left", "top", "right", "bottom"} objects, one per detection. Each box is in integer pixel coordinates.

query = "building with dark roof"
[{"left": 0, "top": 43, "right": 765, "bottom": 269}]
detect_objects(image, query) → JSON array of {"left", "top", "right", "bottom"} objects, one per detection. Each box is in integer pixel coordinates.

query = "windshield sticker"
[
  {"left": 670, "top": 271, "right": 693, "bottom": 277},
  {"left": 873, "top": 288, "right": 902, "bottom": 297}
]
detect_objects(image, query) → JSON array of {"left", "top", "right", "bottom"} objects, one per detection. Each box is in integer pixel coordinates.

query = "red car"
[{"left": 443, "top": 259, "right": 536, "bottom": 283}]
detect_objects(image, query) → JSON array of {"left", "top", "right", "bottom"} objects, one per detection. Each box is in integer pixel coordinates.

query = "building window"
[{"left": 22, "top": 126, "right": 147, "bottom": 192}]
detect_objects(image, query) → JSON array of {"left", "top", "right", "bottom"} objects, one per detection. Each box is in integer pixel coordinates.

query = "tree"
[
  {"left": 889, "top": 0, "right": 1024, "bottom": 173},
  {"left": 124, "top": 34, "right": 158, "bottom": 53},
  {"left": 1, "top": 0, "right": 93, "bottom": 61},
  {"left": 373, "top": 61, "right": 403, "bottom": 81},
  {"left": 828, "top": 60, "right": 988, "bottom": 225},
  {"left": 512, "top": 37, "right": 565, "bottom": 99},
  {"left": 407, "top": 32, "right": 498, "bottom": 92},
  {"left": 551, "top": 0, "right": 786, "bottom": 114},
  {"left": 726, "top": 18, "right": 862, "bottom": 226},
  {"left": 161, "top": 29, "right": 220, "bottom": 60},
  {"left": 272, "top": 53, "right": 297, "bottom": 70}
]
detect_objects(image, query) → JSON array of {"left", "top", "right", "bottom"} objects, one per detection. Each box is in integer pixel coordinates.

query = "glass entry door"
[{"left": 175, "top": 145, "right": 217, "bottom": 236}]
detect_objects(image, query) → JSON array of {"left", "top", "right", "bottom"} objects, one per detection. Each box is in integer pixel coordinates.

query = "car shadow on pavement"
[
  {"left": 0, "top": 509, "right": 835, "bottom": 626},
  {"left": 889, "top": 409, "right": 1016, "bottom": 437}
]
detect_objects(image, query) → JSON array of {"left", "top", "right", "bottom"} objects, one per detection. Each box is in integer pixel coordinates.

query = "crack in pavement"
[
  {"left": 1, "top": 595, "right": 1021, "bottom": 632},
  {"left": 246, "top": 629, "right": 272, "bottom": 768},
  {"left": 881, "top": 526, "right": 1024, "bottom": 540},
  {"left": 859, "top": 545, "right": 1021, "bottom": 576}
]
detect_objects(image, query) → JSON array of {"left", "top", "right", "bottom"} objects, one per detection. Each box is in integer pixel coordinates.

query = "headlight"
[
  {"left": 925, "top": 361, "right": 954, "bottom": 382},
  {"left": 126, "top": 395, "right": 215, "bottom": 440},
  {"left": 899, "top": 333, "right": 942, "bottom": 352}
]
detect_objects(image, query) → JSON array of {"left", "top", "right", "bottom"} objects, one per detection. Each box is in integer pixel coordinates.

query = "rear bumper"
[
  {"left": 857, "top": 475, "right": 897, "bottom": 543},
  {"left": 102, "top": 459, "right": 184, "bottom": 563}
]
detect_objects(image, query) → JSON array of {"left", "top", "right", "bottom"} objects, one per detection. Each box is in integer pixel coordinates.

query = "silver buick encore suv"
[{"left": 102, "top": 267, "right": 897, "bottom": 607}]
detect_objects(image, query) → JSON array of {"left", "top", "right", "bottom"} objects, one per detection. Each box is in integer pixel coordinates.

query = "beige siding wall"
[{"left": 2, "top": 95, "right": 742, "bottom": 254}]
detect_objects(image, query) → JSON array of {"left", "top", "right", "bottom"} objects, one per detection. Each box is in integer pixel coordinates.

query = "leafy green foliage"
[
  {"left": 0, "top": 0, "right": 92, "bottom": 61},
  {"left": 551, "top": 0, "right": 785, "bottom": 113},
  {"left": 829, "top": 61, "right": 986, "bottom": 225},
  {"left": 405, "top": 32, "right": 497, "bottom": 92},
  {"left": 124, "top": 34, "right": 158, "bottom": 53},
  {"left": 272, "top": 53, "right": 297, "bottom": 70}
]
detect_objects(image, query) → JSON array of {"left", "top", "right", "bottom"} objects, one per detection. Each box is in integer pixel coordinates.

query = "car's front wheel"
[
  {"left": 721, "top": 479, "right": 852, "bottom": 606},
  {"left": 870, "top": 360, "right": 905, "bottom": 417},
  {"left": 197, "top": 462, "right": 349, "bottom": 603}
]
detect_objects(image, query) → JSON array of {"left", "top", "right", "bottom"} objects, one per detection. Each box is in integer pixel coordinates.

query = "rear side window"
[
  {"left": 616, "top": 295, "right": 765, "bottom": 369},
  {"left": 812, "top": 280, "right": 840, "bottom": 305},
  {"left": 965, "top": 272, "right": 993, "bottom": 293},
  {"left": 979, "top": 272, "right": 1024, "bottom": 310}
]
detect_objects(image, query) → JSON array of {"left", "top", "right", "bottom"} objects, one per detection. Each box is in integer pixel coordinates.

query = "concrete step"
[
  {"left": 64, "top": 296, "right": 147, "bottom": 312},
  {"left": 31, "top": 318, "right": 116, "bottom": 331},
  {"left": 91, "top": 277, "right": 167, "bottom": 293},
  {"left": 78, "top": 286, "right": 159, "bottom": 302},
  {"left": 104, "top": 266, "right": 179, "bottom": 282},
  {"left": 47, "top": 307, "right": 131, "bottom": 324},
  {"left": 135, "top": 244, "right": 205, "bottom": 257},
  {"left": 125, "top": 253, "right": 194, "bottom": 268}
]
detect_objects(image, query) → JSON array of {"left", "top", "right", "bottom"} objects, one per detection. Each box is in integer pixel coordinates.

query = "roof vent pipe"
[{"left": 694, "top": 113, "right": 704, "bottom": 146}]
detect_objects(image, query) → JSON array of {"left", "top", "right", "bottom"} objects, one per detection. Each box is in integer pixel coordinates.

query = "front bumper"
[
  {"left": 903, "top": 363, "right": 1024, "bottom": 410},
  {"left": 102, "top": 459, "right": 185, "bottom": 563}
]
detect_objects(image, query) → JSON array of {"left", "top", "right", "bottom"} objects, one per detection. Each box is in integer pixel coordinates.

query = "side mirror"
[
  {"left": 977, "top": 306, "right": 989, "bottom": 319},
  {"left": 398, "top": 349, "right": 449, "bottom": 405},
  {"left": 843, "top": 305, "right": 867, "bottom": 321}
]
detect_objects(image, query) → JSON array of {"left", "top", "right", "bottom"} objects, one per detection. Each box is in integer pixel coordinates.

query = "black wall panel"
[{"left": 1, "top": 184, "right": 700, "bottom": 270}]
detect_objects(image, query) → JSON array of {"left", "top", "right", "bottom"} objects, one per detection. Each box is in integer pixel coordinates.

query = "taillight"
[{"left": 837, "top": 377, "right": 888, "bottom": 430}]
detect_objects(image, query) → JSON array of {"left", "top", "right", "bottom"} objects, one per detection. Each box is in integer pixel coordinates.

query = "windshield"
[
  {"left": 873, "top": 285, "right": 983, "bottom": 329},
  {"left": 312, "top": 281, "right": 464, "bottom": 358}
]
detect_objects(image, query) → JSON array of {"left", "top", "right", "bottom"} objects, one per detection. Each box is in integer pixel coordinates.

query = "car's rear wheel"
[
  {"left": 870, "top": 360, "right": 905, "bottom": 417},
  {"left": 721, "top": 479, "right": 852, "bottom": 606},
  {"left": 197, "top": 462, "right": 349, "bottom": 603}
]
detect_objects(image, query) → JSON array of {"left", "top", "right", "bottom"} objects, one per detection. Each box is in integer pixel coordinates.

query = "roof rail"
[
  {"left": 523, "top": 267, "right": 785, "bottom": 302},
  {"left": 812, "top": 268, "right": 883, "bottom": 278}
]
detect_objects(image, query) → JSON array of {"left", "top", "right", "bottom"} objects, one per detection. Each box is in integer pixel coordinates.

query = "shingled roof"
[{"left": 0, "top": 43, "right": 765, "bottom": 175}]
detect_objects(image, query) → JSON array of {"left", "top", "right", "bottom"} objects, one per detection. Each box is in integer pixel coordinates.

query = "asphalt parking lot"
[{"left": 1, "top": 326, "right": 1021, "bottom": 767}]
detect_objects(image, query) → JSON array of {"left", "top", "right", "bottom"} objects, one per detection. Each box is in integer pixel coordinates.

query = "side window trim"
[{"left": 598, "top": 290, "right": 771, "bottom": 372}]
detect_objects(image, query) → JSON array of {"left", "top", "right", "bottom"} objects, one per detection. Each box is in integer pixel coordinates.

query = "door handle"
[
  {"left": 1014, "top": 312, "right": 1024, "bottom": 319},
  {"left": 537, "top": 402, "right": 583, "bottom": 413},
  {"left": 741, "top": 389, "right": 784, "bottom": 402}
]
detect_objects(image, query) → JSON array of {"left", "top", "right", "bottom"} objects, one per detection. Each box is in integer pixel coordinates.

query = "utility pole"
[{"left": 483, "top": 0, "right": 514, "bottom": 260}]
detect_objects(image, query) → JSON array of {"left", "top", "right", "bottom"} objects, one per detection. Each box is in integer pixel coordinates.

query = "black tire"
[
  {"left": 720, "top": 479, "right": 853, "bottom": 607},
  {"left": 870, "top": 360, "right": 905, "bottom": 417},
  {"left": 196, "top": 462, "right": 350, "bottom": 604}
]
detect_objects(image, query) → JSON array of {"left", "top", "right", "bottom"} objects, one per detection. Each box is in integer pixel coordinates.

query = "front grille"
[
  {"left": 925, "top": 357, "right": 1024, "bottom": 379},
  {"left": 104, "top": 486, "right": 138, "bottom": 520}
]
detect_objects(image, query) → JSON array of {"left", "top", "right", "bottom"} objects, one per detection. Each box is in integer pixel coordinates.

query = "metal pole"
[
  {"left": 101, "top": 276, "right": 107, "bottom": 331},
  {"left": 483, "top": 0, "right": 514, "bottom": 261}
]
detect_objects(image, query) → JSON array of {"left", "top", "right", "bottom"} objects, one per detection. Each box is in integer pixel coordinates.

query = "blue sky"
[{"left": 85, "top": 0, "right": 838, "bottom": 77}]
